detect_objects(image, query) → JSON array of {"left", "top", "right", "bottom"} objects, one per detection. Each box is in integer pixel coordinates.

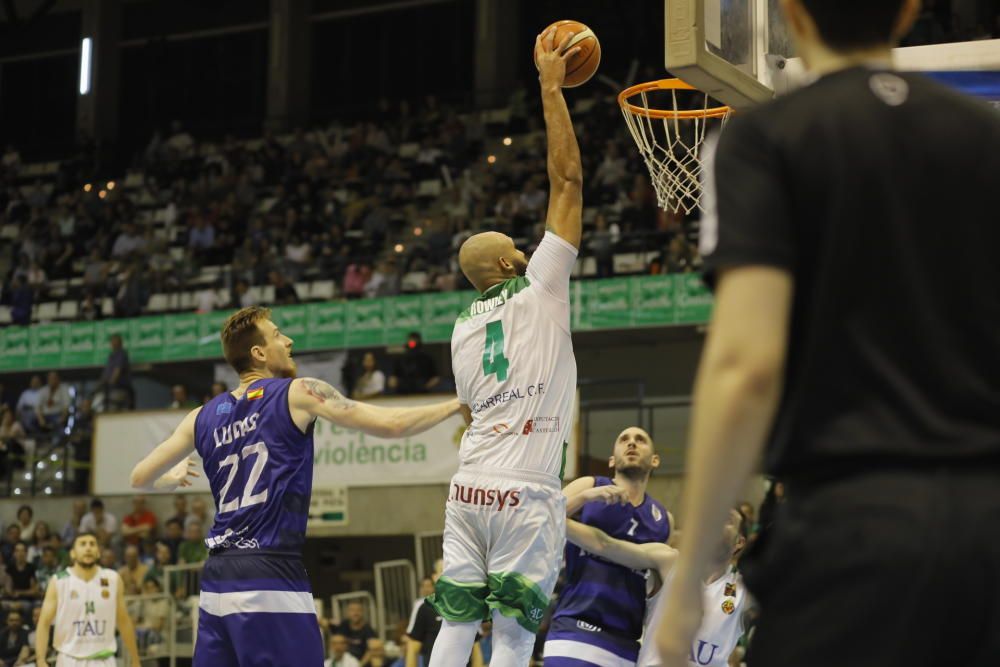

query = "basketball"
[{"left": 536, "top": 20, "right": 601, "bottom": 88}]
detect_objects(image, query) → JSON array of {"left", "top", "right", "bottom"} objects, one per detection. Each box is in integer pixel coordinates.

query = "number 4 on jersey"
[{"left": 482, "top": 321, "right": 510, "bottom": 382}]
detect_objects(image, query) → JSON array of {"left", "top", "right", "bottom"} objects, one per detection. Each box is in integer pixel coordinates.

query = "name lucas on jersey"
[
  {"left": 213, "top": 412, "right": 259, "bottom": 448},
  {"left": 449, "top": 483, "right": 521, "bottom": 510}
]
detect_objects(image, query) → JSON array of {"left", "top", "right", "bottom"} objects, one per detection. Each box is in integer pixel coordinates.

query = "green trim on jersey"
[
  {"left": 456, "top": 276, "right": 532, "bottom": 324},
  {"left": 559, "top": 441, "right": 569, "bottom": 480},
  {"left": 485, "top": 571, "right": 550, "bottom": 634},
  {"left": 55, "top": 569, "right": 70, "bottom": 579},
  {"left": 428, "top": 576, "right": 490, "bottom": 622},
  {"left": 84, "top": 650, "right": 117, "bottom": 660}
]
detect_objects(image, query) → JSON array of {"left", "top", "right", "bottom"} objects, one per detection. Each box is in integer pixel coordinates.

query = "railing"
[
  {"left": 373, "top": 559, "right": 416, "bottom": 642},
  {"left": 124, "top": 592, "right": 178, "bottom": 667},
  {"left": 414, "top": 531, "right": 443, "bottom": 583},
  {"left": 161, "top": 562, "right": 204, "bottom": 660}
]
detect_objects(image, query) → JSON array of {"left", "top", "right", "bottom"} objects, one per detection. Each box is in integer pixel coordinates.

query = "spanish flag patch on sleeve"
[{"left": 247, "top": 387, "right": 264, "bottom": 401}]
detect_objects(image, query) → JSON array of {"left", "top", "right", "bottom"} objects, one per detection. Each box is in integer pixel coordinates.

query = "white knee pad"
[{"left": 490, "top": 613, "right": 536, "bottom": 667}]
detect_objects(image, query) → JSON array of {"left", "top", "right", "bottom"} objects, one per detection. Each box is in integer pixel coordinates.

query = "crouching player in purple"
[
  {"left": 130, "top": 306, "right": 461, "bottom": 666},
  {"left": 544, "top": 427, "right": 671, "bottom": 667}
]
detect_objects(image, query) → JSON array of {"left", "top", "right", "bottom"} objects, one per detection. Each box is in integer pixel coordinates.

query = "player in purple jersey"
[
  {"left": 130, "top": 306, "right": 460, "bottom": 667},
  {"left": 544, "top": 427, "right": 672, "bottom": 667}
]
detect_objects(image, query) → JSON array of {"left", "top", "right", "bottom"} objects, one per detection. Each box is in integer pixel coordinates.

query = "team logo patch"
[
  {"left": 721, "top": 599, "right": 735, "bottom": 615},
  {"left": 101, "top": 589, "right": 110, "bottom": 599},
  {"left": 247, "top": 387, "right": 264, "bottom": 401},
  {"left": 492, "top": 423, "right": 509, "bottom": 434},
  {"left": 869, "top": 73, "right": 909, "bottom": 106},
  {"left": 216, "top": 401, "right": 232, "bottom": 415},
  {"left": 724, "top": 582, "right": 736, "bottom": 597},
  {"left": 528, "top": 608, "right": 544, "bottom": 622},
  {"left": 70, "top": 591, "right": 79, "bottom": 600},
  {"left": 100, "top": 578, "right": 108, "bottom": 587},
  {"left": 652, "top": 506, "right": 663, "bottom": 522}
]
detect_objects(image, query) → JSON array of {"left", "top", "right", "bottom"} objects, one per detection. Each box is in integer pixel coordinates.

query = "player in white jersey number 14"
[
  {"left": 427, "top": 27, "right": 586, "bottom": 667},
  {"left": 35, "top": 532, "right": 141, "bottom": 667}
]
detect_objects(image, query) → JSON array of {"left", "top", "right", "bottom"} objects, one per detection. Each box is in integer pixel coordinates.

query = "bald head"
[{"left": 459, "top": 232, "right": 528, "bottom": 293}]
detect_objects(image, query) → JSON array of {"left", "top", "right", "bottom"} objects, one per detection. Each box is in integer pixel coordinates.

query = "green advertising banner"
[
  {"left": 0, "top": 275, "right": 712, "bottom": 373},
  {"left": 306, "top": 302, "right": 346, "bottom": 349},
  {"left": 28, "top": 324, "right": 63, "bottom": 369}
]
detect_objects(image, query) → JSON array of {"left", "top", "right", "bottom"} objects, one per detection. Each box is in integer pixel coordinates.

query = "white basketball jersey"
[
  {"left": 638, "top": 570, "right": 747, "bottom": 667},
  {"left": 451, "top": 232, "right": 578, "bottom": 477},
  {"left": 53, "top": 568, "right": 120, "bottom": 660}
]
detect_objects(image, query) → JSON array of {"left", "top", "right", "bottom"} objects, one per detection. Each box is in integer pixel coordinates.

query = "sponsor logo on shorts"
[
  {"left": 576, "top": 620, "right": 602, "bottom": 633},
  {"left": 522, "top": 416, "right": 559, "bottom": 435},
  {"left": 492, "top": 423, "right": 512, "bottom": 435},
  {"left": 449, "top": 483, "right": 521, "bottom": 510},
  {"left": 528, "top": 607, "right": 544, "bottom": 622}
]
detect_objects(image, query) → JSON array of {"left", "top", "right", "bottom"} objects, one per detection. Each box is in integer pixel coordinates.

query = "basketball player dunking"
[
  {"left": 425, "top": 28, "right": 584, "bottom": 667},
  {"left": 35, "top": 532, "right": 142, "bottom": 667},
  {"left": 544, "top": 427, "right": 671, "bottom": 667},
  {"left": 130, "top": 306, "right": 460, "bottom": 667}
]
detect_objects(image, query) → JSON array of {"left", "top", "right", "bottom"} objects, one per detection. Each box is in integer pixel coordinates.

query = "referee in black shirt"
[{"left": 655, "top": 0, "right": 1000, "bottom": 665}]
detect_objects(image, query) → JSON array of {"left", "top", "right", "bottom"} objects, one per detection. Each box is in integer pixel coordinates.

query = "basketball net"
[{"left": 619, "top": 79, "right": 730, "bottom": 215}]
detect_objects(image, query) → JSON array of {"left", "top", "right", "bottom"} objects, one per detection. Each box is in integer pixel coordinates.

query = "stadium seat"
[
  {"left": 58, "top": 301, "right": 78, "bottom": 320},
  {"left": 613, "top": 253, "right": 645, "bottom": 274},
  {"left": 123, "top": 172, "right": 144, "bottom": 189},
  {"left": 311, "top": 281, "right": 336, "bottom": 301},
  {"left": 147, "top": 294, "right": 169, "bottom": 313},
  {"left": 398, "top": 143, "right": 420, "bottom": 158},
  {"left": 36, "top": 302, "right": 58, "bottom": 322},
  {"left": 416, "top": 180, "right": 442, "bottom": 198},
  {"left": 294, "top": 283, "right": 310, "bottom": 300},
  {"left": 0, "top": 307, "right": 11, "bottom": 325},
  {"left": 101, "top": 299, "right": 114, "bottom": 317}
]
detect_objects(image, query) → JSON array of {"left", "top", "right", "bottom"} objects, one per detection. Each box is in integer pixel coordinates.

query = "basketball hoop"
[{"left": 618, "top": 79, "right": 730, "bottom": 214}]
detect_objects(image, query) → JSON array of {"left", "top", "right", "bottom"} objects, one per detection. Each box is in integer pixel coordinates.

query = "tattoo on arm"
[{"left": 301, "top": 379, "right": 354, "bottom": 410}]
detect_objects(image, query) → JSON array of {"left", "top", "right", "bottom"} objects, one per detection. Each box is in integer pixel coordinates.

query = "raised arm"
[
  {"left": 291, "top": 378, "right": 460, "bottom": 439},
  {"left": 536, "top": 28, "right": 583, "bottom": 249},
  {"left": 562, "top": 476, "right": 599, "bottom": 515},
  {"left": 130, "top": 407, "right": 202, "bottom": 490},
  {"left": 567, "top": 519, "right": 676, "bottom": 573},
  {"left": 34, "top": 577, "right": 57, "bottom": 665}
]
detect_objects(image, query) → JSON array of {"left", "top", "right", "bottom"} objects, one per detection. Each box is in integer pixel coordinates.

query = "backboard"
[{"left": 665, "top": 0, "right": 1000, "bottom": 110}]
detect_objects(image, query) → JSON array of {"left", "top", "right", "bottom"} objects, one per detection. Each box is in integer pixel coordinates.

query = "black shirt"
[
  {"left": 7, "top": 562, "right": 36, "bottom": 594},
  {"left": 408, "top": 600, "right": 441, "bottom": 664},
  {"left": 393, "top": 349, "right": 437, "bottom": 394},
  {"left": 333, "top": 621, "right": 376, "bottom": 661},
  {"left": 703, "top": 66, "right": 1000, "bottom": 476},
  {"left": 0, "top": 626, "right": 28, "bottom": 666}
]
